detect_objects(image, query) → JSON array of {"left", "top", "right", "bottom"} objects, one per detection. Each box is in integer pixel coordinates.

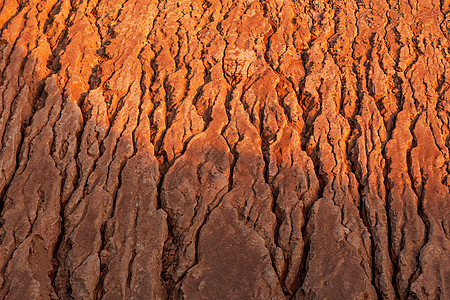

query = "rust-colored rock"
[{"left": 0, "top": 0, "right": 449, "bottom": 299}]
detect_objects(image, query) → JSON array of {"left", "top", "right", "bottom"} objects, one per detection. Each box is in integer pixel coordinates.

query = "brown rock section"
[{"left": 0, "top": 0, "right": 449, "bottom": 299}]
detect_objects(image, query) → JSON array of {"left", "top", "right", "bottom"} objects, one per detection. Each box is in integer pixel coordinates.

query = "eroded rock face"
[{"left": 0, "top": 0, "right": 449, "bottom": 299}]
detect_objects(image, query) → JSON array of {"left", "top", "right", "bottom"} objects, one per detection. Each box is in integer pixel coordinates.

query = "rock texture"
[{"left": 0, "top": 0, "right": 449, "bottom": 299}]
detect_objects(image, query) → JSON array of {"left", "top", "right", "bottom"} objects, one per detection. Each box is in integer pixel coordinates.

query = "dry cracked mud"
[{"left": 0, "top": 0, "right": 450, "bottom": 299}]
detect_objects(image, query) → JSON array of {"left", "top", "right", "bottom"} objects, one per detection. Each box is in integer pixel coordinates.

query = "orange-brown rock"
[{"left": 0, "top": 0, "right": 449, "bottom": 299}]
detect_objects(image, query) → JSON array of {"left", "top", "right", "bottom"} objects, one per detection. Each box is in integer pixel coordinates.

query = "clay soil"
[{"left": 0, "top": 0, "right": 449, "bottom": 299}]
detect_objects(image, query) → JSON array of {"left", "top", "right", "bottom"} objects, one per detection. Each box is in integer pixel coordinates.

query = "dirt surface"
[{"left": 0, "top": 0, "right": 449, "bottom": 299}]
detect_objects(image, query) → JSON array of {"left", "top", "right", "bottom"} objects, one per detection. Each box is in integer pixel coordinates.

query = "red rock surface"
[{"left": 0, "top": 0, "right": 449, "bottom": 299}]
